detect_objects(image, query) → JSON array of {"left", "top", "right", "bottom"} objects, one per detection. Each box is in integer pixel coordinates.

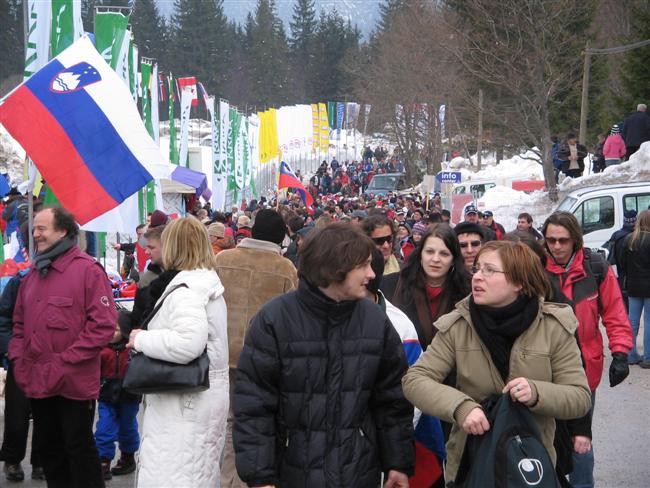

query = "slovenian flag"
[
  {"left": 278, "top": 161, "right": 313, "bottom": 209},
  {"left": 0, "top": 36, "right": 167, "bottom": 225}
]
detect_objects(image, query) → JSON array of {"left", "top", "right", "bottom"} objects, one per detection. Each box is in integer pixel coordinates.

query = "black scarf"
[
  {"left": 469, "top": 294, "right": 540, "bottom": 381},
  {"left": 33, "top": 236, "right": 76, "bottom": 277},
  {"left": 140, "top": 269, "right": 180, "bottom": 321}
]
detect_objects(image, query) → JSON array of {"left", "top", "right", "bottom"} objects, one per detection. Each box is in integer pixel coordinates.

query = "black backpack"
[{"left": 456, "top": 394, "right": 561, "bottom": 488}]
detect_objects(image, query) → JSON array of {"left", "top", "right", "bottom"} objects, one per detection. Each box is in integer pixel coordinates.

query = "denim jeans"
[
  {"left": 569, "top": 391, "right": 596, "bottom": 488},
  {"left": 605, "top": 158, "right": 621, "bottom": 167},
  {"left": 628, "top": 296, "right": 650, "bottom": 362}
]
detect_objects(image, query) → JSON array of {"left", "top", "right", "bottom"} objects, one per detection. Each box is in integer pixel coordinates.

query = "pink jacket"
[
  {"left": 9, "top": 246, "right": 116, "bottom": 400},
  {"left": 603, "top": 134, "right": 626, "bottom": 159}
]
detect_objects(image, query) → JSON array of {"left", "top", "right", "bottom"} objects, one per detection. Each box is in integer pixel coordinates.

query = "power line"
[{"left": 587, "top": 39, "right": 650, "bottom": 55}]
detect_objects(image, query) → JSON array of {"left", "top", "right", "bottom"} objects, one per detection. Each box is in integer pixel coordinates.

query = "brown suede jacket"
[{"left": 215, "top": 238, "right": 298, "bottom": 368}]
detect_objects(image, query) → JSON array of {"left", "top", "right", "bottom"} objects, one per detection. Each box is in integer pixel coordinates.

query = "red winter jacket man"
[
  {"left": 543, "top": 212, "right": 632, "bottom": 391},
  {"left": 9, "top": 207, "right": 116, "bottom": 488}
]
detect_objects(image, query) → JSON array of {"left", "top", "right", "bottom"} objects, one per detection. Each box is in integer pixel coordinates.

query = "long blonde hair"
[
  {"left": 161, "top": 217, "right": 217, "bottom": 271},
  {"left": 629, "top": 210, "right": 650, "bottom": 250}
]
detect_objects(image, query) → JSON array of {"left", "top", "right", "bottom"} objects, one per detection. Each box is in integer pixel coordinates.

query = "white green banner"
[
  {"left": 94, "top": 11, "right": 129, "bottom": 69},
  {"left": 178, "top": 88, "right": 193, "bottom": 168},
  {"left": 24, "top": 0, "right": 51, "bottom": 81}
]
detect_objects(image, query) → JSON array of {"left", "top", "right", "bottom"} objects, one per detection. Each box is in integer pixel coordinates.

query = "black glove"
[{"left": 609, "top": 352, "right": 629, "bottom": 387}]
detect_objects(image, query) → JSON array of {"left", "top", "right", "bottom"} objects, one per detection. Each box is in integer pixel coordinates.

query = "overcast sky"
[{"left": 155, "top": 0, "right": 381, "bottom": 37}]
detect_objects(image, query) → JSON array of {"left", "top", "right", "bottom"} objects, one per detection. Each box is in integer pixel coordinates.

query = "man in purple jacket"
[{"left": 8, "top": 207, "right": 116, "bottom": 488}]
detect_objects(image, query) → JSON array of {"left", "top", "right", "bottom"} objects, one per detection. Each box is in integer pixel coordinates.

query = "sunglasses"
[
  {"left": 372, "top": 235, "right": 393, "bottom": 245},
  {"left": 459, "top": 240, "right": 481, "bottom": 248},
  {"left": 545, "top": 237, "right": 572, "bottom": 245}
]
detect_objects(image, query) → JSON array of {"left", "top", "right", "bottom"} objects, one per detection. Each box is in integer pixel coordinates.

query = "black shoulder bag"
[{"left": 122, "top": 284, "right": 210, "bottom": 395}]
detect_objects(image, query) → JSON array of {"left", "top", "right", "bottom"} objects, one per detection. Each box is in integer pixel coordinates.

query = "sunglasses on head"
[
  {"left": 545, "top": 237, "right": 571, "bottom": 245},
  {"left": 459, "top": 240, "right": 481, "bottom": 248},
  {"left": 372, "top": 235, "right": 393, "bottom": 245}
]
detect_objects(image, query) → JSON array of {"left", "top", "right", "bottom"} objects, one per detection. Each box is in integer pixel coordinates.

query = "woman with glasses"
[
  {"left": 382, "top": 225, "right": 471, "bottom": 350},
  {"left": 403, "top": 241, "right": 591, "bottom": 485}
]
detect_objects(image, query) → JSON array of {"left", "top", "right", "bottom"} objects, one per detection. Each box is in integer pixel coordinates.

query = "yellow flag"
[
  {"left": 318, "top": 103, "right": 329, "bottom": 153},
  {"left": 311, "top": 104, "right": 319, "bottom": 150}
]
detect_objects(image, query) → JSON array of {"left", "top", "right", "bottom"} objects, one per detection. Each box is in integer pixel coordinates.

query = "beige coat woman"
[{"left": 402, "top": 297, "right": 591, "bottom": 483}]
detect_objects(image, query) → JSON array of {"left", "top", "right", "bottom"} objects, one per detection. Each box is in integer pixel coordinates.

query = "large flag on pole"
[
  {"left": 50, "top": 0, "right": 83, "bottom": 57},
  {"left": 279, "top": 161, "right": 313, "bottom": 209},
  {"left": 178, "top": 87, "right": 193, "bottom": 167},
  {"left": 0, "top": 36, "right": 169, "bottom": 225},
  {"left": 168, "top": 74, "right": 179, "bottom": 165}
]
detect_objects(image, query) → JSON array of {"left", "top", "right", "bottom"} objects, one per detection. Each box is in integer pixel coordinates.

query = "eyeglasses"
[
  {"left": 372, "top": 235, "right": 393, "bottom": 245},
  {"left": 471, "top": 264, "right": 505, "bottom": 277},
  {"left": 459, "top": 240, "right": 481, "bottom": 248},
  {"left": 545, "top": 237, "right": 572, "bottom": 245}
]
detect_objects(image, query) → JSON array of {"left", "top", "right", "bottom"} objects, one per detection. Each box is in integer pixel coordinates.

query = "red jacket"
[
  {"left": 546, "top": 248, "right": 632, "bottom": 390},
  {"left": 9, "top": 246, "right": 117, "bottom": 400}
]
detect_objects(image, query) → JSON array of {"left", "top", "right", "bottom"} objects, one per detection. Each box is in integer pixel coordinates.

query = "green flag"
[
  {"left": 227, "top": 108, "right": 242, "bottom": 191},
  {"left": 169, "top": 75, "right": 179, "bottom": 165},
  {"left": 94, "top": 11, "right": 129, "bottom": 69},
  {"left": 50, "top": 0, "right": 81, "bottom": 57},
  {"left": 141, "top": 62, "right": 153, "bottom": 136},
  {"left": 327, "top": 101, "right": 336, "bottom": 130}
]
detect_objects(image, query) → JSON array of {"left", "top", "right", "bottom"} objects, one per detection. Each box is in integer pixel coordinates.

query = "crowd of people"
[{"left": 0, "top": 112, "right": 647, "bottom": 488}]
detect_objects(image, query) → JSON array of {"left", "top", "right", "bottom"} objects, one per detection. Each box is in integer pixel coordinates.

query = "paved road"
[{"left": 2, "top": 329, "right": 648, "bottom": 488}]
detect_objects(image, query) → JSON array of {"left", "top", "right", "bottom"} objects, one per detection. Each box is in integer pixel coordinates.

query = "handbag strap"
[{"left": 141, "top": 283, "right": 189, "bottom": 331}]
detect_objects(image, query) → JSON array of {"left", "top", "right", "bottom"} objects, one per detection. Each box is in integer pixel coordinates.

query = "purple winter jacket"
[{"left": 8, "top": 246, "right": 117, "bottom": 400}]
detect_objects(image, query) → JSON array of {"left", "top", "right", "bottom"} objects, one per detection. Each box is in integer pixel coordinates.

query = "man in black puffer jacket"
[{"left": 234, "top": 222, "right": 414, "bottom": 488}]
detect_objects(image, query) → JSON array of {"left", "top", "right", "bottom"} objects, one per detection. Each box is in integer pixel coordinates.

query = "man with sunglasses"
[
  {"left": 453, "top": 222, "right": 486, "bottom": 272},
  {"left": 542, "top": 211, "right": 632, "bottom": 488},
  {"left": 361, "top": 214, "right": 401, "bottom": 275}
]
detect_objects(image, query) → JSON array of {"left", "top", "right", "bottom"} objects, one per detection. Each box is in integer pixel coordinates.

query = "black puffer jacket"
[{"left": 233, "top": 279, "right": 415, "bottom": 487}]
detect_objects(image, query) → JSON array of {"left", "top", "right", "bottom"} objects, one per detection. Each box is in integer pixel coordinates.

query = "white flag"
[{"left": 178, "top": 88, "right": 192, "bottom": 167}]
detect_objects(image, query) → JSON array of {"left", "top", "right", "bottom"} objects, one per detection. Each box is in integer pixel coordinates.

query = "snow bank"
[{"left": 0, "top": 125, "right": 26, "bottom": 185}]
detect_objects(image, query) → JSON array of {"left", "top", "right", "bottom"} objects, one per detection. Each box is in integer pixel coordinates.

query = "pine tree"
[
  {"left": 289, "top": 0, "right": 317, "bottom": 100},
  {"left": 246, "top": 0, "right": 290, "bottom": 107},
  {"left": 312, "top": 8, "right": 360, "bottom": 100},
  {"left": 0, "top": 0, "right": 23, "bottom": 82},
  {"left": 130, "top": 0, "right": 169, "bottom": 69},
  {"left": 375, "top": 0, "right": 406, "bottom": 37},
  {"left": 619, "top": 4, "right": 650, "bottom": 113},
  {"left": 168, "top": 0, "right": 229, "bottom": 94}
]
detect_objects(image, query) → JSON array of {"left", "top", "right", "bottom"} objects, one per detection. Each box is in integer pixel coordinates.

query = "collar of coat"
[{"left": 237, "top": 237, "right": 281, "bottom": 254}]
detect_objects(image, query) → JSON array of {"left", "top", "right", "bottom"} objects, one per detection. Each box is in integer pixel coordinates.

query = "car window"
[
  {"left": 453, "top": 186, "right": 466, "bottom": 195},
  {"left": 574, "top": 196, "right": 614, "bottom": 234},
  {"left": 557, "top": 196, "right": 578, "bottom": 211},
  {"left": 623, "top": 193, "right": 650, "bottom": 214}
]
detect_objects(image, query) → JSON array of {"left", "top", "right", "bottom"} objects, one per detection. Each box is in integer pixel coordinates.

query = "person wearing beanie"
[
  {"left": 603, "top": 124, "right": 627, "bottom": 167},
  {"left": 454, "top": 221, "right": 486, "bottom": 271},
  {"left": 148, "top": 210, "right": 169, "bottom": 229},
  {"left": 214, "top": 209, "right": 298, "bottom": 488},
  {"left": 606, "top": 209, "right": 638, "bottom": 311},
  {"left": 411, "top": 221, "right": 428, "bottom": 245},
  {"left": 208, "top": 223, "right": 233, "bottom": 255}
]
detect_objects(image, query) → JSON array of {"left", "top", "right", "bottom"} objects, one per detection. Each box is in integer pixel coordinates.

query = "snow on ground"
[
  {"left": 477, "top": 142, "right": 650, "bottom": 232},
  {"left": 0, "top": 125, "right": 26, "bottom": 185},
  {"left": 451, "top": 149, "right": 545, "bottom": 182}
]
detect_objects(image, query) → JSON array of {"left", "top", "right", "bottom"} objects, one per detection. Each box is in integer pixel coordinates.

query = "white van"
[{"left": 554, "top": 182, "right": 650, "bottom": 251}]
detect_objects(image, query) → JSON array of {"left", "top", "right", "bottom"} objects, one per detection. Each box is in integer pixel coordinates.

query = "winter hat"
[
  {"left": 464, "top": 205, "right": 478, "bottom": 216},
  {"left": 412, "top": 222, "right": 428, "bottom": 236},
  {"left": 611, "top": 124, "right": 621, "bottom": 135},
  {"left": 251, "top": 209, "right": 286, "bottom": 245},
  {"left": 483, "top": 210, "right": 494, "bottom": 218},
  {"left": 207, "top": 222, "right": 225, "bottom": 238},
  {"left": 149, "top": 210, "right": 169, "bottom": 229},
  {"left": 453, "top": 221, "right": 486, "bottom": 240},
  {"left": 237, "top": 215, "right": 251, "bottom": 228},
  {"left": 624, "top": 209, "right": 637, "bottom": 226}
]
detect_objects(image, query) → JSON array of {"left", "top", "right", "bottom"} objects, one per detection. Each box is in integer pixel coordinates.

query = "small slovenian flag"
[
  {"left": 0, "top": 36, "right": 167, "bottom": 225},
  {"left": 278, "top": 161, "right": 313, "bottom": 209}
]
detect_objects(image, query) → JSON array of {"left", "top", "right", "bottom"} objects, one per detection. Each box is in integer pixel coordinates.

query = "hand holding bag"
[{"left": 123, "top": 284, "right": 210, "bottom": 395}]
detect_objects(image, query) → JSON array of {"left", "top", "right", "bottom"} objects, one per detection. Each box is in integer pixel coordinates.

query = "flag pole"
[{"left": 22, "top": 0, "right": 34, "bottom": 259}]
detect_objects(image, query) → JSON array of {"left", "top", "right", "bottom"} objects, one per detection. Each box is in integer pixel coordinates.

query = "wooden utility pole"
[
  {"left": 477, "top": 89, "right": 484, "bottom": 170},
  {"left": 579, "top": 41, "right": 591, "bottom": 145}
]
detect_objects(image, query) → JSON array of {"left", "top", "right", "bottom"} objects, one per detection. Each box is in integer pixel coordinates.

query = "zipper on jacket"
[{"left": 114, "top": 349, "right": 120, "bottom": 378}]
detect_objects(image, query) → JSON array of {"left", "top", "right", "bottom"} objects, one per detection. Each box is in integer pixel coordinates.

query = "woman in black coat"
[{"left": 620, "top": 210, "right": 650, "bottom": 365}]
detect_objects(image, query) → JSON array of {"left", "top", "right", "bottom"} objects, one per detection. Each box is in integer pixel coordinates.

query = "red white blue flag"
[
  {"left": 0, "top": 36, "right": 167, "bottom": 224},
  {"left": 278, "top": 161, "right": 313, "bottom": 209}
]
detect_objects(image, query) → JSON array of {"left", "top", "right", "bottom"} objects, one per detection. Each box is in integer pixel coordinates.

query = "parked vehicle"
[
  {"left": 555, "top": 182, "right": 650, "bottom": 251},
  {"left": 363, "top": 172, "right": 407, "bottom": 196}
]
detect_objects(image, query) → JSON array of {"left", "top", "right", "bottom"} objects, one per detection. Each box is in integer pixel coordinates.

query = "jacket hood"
[{"left": 167, "top": 268, "right": 224, "bottom": 300}]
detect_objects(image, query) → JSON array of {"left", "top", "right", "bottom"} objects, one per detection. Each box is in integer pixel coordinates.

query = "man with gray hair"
[{"left": 622, "top": 103, "right": 650, "bottom": 160}]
